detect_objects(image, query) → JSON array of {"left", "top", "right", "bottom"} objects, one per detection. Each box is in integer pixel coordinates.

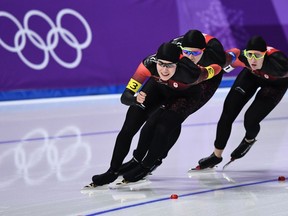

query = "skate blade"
[
  {"left": 188, "top": 165, "right": 217, "bottom": 172},
  {"left": 222, "top": 160, "right": 234, "bottom": 170},
  {"left": 81, "top": 182, "right": 108, "bottom": 191},
  {"left": 109, "top": 179, "right": 151, "bottom": 190},
  {"left": 187, "top": 166, "right": 217, "bottom": 178}
]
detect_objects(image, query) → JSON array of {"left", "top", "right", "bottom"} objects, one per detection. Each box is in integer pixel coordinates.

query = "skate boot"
[
  {"left": 196, "top": 152, "right": 223, "bottom": 170},
  {"left": 123, "top": 164, "right": 151, "bottom": 183},
  {"left": 91, "top": 168, "right": 119, "bottom": 186},
  {"left": 148, "top": 159, "right": 162, "bottom": 174},
  {"left": 118, "top": 157, "right": 140, "bottom": 175},
  {"left": 223, "top": 138, "right": 257, "bottom": 169},
  {"left": 230, "top": 138, "right": 256, "bottom": 160}
]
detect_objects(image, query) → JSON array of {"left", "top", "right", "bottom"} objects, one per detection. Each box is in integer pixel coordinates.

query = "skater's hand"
[{"left": 136, "top": 91, "right": 146, "bottom": 104}]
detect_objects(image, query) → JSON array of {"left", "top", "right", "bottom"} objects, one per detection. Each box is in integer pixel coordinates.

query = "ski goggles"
[
  {"left": 180, "top": 46, "right": 204, "bottom": 56},
  {"left": 156, "top": 60, "right": 177, "bottom": 68},
  {"left": 244, "top": 50, "right": 266, "bottom": 60}
]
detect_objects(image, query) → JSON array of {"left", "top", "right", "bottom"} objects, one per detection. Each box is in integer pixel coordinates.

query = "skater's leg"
[
  {"left": 91, "top": 106, "right": 148, "bottom": 186},
  {"left": 142, "top": 110, "right": 184, "bottom": 168},
  {"left": 230, "top": 85, "right": 288, "bottom": 160},
  {"left": 123, "top": 111, "right": 184, "bottom": 182},
  {"left": 117, "top": 108, "right": 164, "bottom": 175},
  {"left": 197, "top": 89, "right": 253, "bottom": 169},
  {"left": 160, "top": 125, "right": 181, "bottom": 159},
  {"left": 109, "top": 106, "right": 148, "bottom": 170},
  {"left": 197, "top": 70, "right": 258, "bottom": 169},
  {"left": 214, "top": 79, "right": 257, "bottom": 151},
  {"left": 132, "top": 108, "right": 164, "bottom": 161},
  {"left": 244, "top": 85, "right": 287, "bottom": 140},
  {"left": 145, "top": 125, "right": 181, "bottom": 174}
]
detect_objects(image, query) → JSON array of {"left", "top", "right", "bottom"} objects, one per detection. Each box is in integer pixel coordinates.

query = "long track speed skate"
[{"left": 223, "top": 138, "right": 257, "bottom": 170}]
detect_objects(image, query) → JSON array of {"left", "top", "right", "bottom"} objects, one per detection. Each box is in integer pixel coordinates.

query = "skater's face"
[
  {"left": 180, "top": 46, "right": 204, "bottom": 64},
  {"left": 244, "top": 50, "right": 266, "bottom": 70},
  {"left": 156, "top": 59, "right": 177, "bottom": 81}
]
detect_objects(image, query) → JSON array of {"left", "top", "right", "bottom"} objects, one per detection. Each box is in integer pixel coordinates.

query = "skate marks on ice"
[
  {"left": 187, "top": 167, "right": 276, "bottom": 187},
  {"left": 187, "top": 168, "right": 237, "bottom": 187},
  {"left": 188, "top": 168, "right": 288, "bottom": 189},
  {"left": 187, "top": 169, "right": 234, "bottom": 183}
]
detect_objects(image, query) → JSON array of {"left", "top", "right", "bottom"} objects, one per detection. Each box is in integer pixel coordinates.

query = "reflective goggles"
[
  {"left": 244, "top": 50, "right": 266, "bottom": 60},
  {"left": 156, "top": 60, "right": 177, "bottom": 68},
  {"left": 180, "top": 46, "right": 203, "bottom": 56}
]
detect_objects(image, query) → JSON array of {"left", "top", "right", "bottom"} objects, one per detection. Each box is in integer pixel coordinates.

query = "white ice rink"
[{"left": 0, "top": 88, "right": 287, "bottom": 216}]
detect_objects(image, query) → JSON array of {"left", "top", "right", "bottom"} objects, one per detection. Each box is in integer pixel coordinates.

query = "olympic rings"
[
  {"left": 0, "top": 126, "right": 92, "bottom": 186},
  {"left": 0, "top": 9, "right": 92, "bottom": 70}
]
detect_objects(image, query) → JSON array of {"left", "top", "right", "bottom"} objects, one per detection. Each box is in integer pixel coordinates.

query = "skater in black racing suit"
[
  {"left": 121, "top": 30, "right": 227, "bottom": 183},
  {"left": 87, "top": 42, "right": 222, "bottom": 187},
  {"left": 196, "top": 35, "right": 288, "bottom": 170}
]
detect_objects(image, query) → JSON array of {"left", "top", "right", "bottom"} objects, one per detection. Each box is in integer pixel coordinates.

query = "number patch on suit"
[
  {"left": 126, "top": 78, "right": 142, "bottom": 93},
  {"left": 205, "top": 66, "right": 215, "bottom": 79}
]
